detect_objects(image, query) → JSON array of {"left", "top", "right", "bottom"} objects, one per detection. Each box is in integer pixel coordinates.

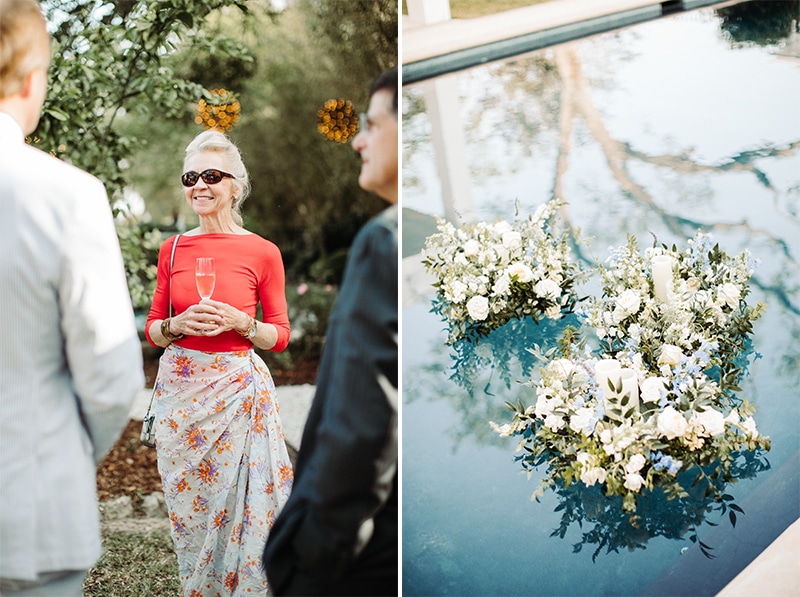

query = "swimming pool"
[{"left": 402, "top": 2, "right": 800, "bottom": 595}]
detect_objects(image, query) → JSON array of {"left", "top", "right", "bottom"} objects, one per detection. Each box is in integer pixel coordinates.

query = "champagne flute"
[{"left": 195, "top": 257, "right": 215, "bottom": 300}]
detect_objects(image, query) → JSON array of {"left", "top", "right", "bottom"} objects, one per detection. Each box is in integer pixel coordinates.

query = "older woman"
[{"left": 145, "top": 130, "right": 292, "bottom": 595}]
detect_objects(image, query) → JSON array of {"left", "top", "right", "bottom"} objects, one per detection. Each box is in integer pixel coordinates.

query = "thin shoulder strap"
[
  {"left": 168, "top": 234, "right": 181, "bottom": 318},
  {"left": 145, "top": 232, "right": 182, "bottom": 419}
]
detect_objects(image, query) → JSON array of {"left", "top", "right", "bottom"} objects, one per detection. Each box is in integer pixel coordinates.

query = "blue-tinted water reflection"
[{"left": 402, "top": 3, "right": 800, "bottom": 596}]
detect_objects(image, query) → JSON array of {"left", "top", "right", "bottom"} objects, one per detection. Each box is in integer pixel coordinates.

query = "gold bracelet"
[{"left": 161, "top": 317, "right": 183, "bottom": 342}]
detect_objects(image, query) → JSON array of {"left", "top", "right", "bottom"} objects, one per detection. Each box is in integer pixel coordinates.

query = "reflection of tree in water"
[
  {"left": 716, "top": 0, "right": 800, "bottom": 47},
  {"left": 404, "top": 1, "right": 799, "bottom": 442},
  {"left": 542, "top": 450, "right": 770, "bottom": 561}
]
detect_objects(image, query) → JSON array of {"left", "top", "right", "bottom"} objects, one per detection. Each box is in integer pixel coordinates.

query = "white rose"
[
  {"left": 462, "top": 239, "right": 481, "bottom": 257},
  {"left": 693, "top": 407, "right": 726, "bottom": 437},
  {"left": 466, "top": 295, "right": 490, "bottom": 321},
  {"left": 624, "top": 473, "right": 645, "bottom": 492},
  {"left": 506, "top": 262, "right": 533, "bottom": 283},
  {"left": 657, "top": 405, "right": 689, "bottom": 440},
  {"left": 612, "top": 289, "right": 641, "bottom": 323},
  {"left": 534, "top": 279, "right": 561, "bottom": 299},
  {"left": 502, "top": 230, "right": 522, "bottom": 249},
  {"left": 658, "top": 344, "right": 684, "bottom": 367},
  {"left": 569, "top": 407, "right": 596, "bottom": 435},
  {"left": 640, "top": 377, "right": 667, "bottom": 403},
  {"left": 580, "top": 467, "right": 608, "bottom": 487},
  {"left": 625, "top": 453, "right": 646, "bottom": 474},
  {"left": 717, "top": 282, "right": 741, "bottom": 309}
]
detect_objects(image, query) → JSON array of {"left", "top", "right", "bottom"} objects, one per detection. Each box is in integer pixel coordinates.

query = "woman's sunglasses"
[{"left": 181, "top": 169, "right": 234, "bottom": 187}]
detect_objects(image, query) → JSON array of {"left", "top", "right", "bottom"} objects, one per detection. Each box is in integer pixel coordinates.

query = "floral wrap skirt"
[{"left": 153, "top": 345, "right": 293, "bottom": 596}]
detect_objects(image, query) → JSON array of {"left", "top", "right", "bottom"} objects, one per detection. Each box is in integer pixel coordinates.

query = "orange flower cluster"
[
  {"left": 317, "top": 98, "right": 358, "bottom": 143},
  {"left": 196, "top": 88, "right": 241, "bottom": 132}
]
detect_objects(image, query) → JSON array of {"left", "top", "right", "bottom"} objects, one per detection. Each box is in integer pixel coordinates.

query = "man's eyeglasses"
[{"left": 181, "top": 169, "right": 234, "bottom": 187}]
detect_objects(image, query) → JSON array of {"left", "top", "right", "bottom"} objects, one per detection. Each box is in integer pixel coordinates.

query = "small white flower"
[
  {"left": 462, "top": 239, "right": 481, "bottom": 257},
  {"left": 466, "top": 295, "right": 490, "bottom": 321},
  {"left": 447, "top": 280, "right": 468, "bottom": 304},
  {"left": 624, "top": 473, "right": 645, "bottom": 492},
  {"left": 545, "top": 304, "right": 562, "bottom": 319},
  {"left": 625, "top": 453, "right": 646, "bottom": 474},
  {"left": 581, "top": 467, "right": 608, "bottom": 487},
  {"left": 657, "top": 405, "right": 689, "bottom": 440},
  {"left": 492, "top": 273, "right": 511, "bottom": 296},
  {"left": 544, "top": 413, "right": 565, "bottom": 431}
]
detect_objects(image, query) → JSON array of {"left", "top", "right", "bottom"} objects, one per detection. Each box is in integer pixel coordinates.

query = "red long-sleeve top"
[{"left": 145, "top": 233, "right": 290, "bottom": 352}]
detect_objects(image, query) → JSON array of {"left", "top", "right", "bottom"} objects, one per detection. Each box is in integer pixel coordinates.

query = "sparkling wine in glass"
[{"left": 195, "top": 257, "right": 215, "bottom": 300}]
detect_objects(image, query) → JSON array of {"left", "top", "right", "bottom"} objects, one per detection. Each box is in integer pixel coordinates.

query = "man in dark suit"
[{"left": 263, "top": 66, "right": 398, "bottom": 596}]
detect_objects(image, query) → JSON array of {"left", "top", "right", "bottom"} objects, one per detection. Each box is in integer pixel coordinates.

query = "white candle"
[
  {"left": 594, "top": 359, "right": 621, "bottom": 398},
  {"left": 619, "top": 369, "right": 639, "bottom": 411},
  {"left": 652, "top": 255, "right": 674, "bottom": 303}
]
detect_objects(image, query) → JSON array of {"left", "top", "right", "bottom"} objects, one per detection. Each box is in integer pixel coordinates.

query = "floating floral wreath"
[
  {"left": 423, "top": 198, "right": 582, "bottom": 344},
  {"left": 487, "top": 231, "right": 770, "bottom": 557},
  {"left": 317, "top": 98, "right": 358, "bottom": 143}
]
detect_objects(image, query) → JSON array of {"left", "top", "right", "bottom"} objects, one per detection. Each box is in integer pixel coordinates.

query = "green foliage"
[
  {"left": 37, "top": 0, "right": 252, "bottom": 202},
  {"left": 255, "top": 280, "right": 338, "bottom": 374},
  {"left": 116, "top": 220, "right": 165, "bottom": 310},
  {"left": 232, "top": 1, "right": 398, "bottom": 281},
  {"left": 286, "top": 281, "right": 338, "bottom": 363}
]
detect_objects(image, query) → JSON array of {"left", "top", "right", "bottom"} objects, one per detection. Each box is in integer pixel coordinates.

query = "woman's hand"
[
  {"left": 192, "top": 298, "right": 250, "bottom": 337},
  {"left": 170, "top": 301, "right": 231, "bottom": 337}
]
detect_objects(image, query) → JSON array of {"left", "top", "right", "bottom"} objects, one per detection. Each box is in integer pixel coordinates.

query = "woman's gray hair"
[{"left": 184, "top": 130, "right": 251, "bottom": 226}]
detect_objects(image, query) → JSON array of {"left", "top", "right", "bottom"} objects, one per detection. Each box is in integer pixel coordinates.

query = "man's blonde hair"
[{"left": 0, "top": 0, "right": 51, "bottom": 100}]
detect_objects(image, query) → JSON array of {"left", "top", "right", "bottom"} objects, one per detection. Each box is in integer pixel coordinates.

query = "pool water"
[{"left": 402, "top": 2, "right": 800, "bottom": 595}]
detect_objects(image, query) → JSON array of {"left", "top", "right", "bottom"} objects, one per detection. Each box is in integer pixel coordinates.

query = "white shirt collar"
[{"left": 0, "top": 112, "right": 25, "bottom": 144}]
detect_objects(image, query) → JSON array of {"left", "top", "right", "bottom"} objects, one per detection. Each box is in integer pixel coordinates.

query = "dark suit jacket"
[{"left": 264, "top": 205, "right": 398, "bottom": 596}]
